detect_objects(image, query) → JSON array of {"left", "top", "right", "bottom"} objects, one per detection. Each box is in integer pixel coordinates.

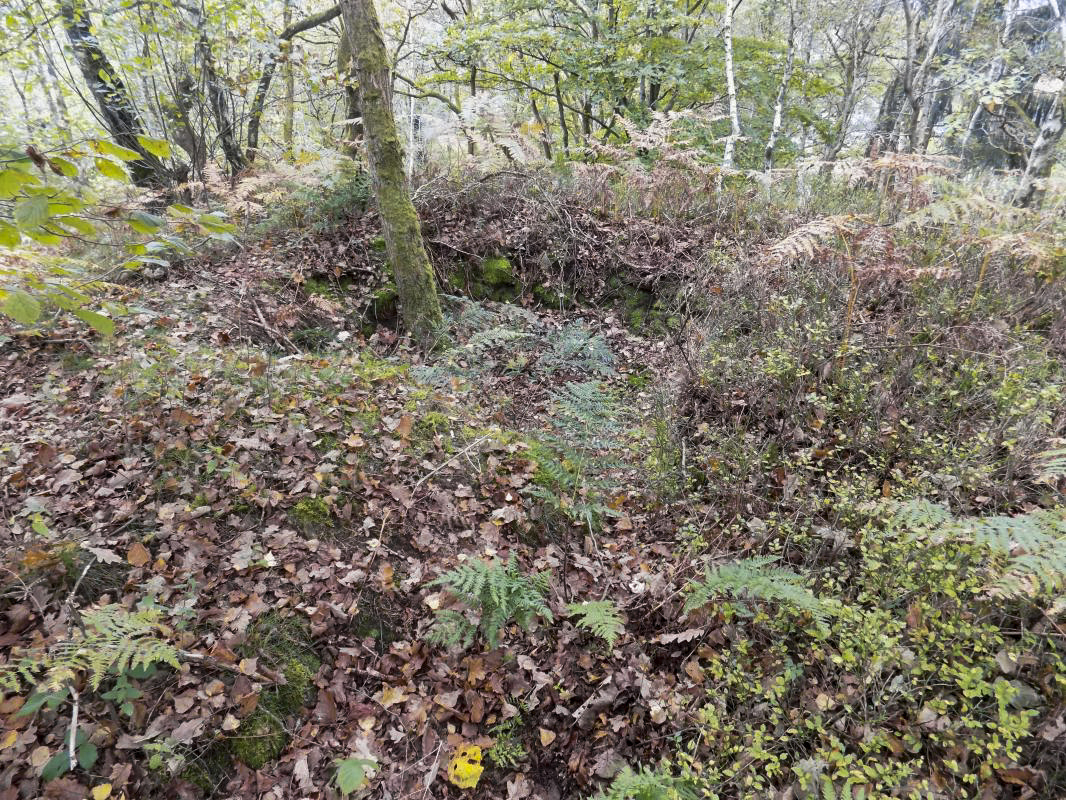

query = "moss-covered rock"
[
  {"left": 470, "top": 256, "right": 521, "bottom": 302},
  {"left": 532, "top": 282, "right": 576, "bottom": 310},
  {"left": 481, "top": 257, "right": 514, "bottom": 287}
]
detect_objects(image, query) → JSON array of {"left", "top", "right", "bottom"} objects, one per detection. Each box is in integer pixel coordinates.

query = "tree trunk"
[
  {"left": 764, "top": 0, "right": 797, "bottom": 173},
  {"left": 341, "top": 0, "right": 443, "bottom": 344},
  {"left": 59, "top": 0, "right": 168, "bottom": 187},
  {"left": 721, "top": 0, "right": 741, "bottom": 170},
  {"left": 282, "top": 0, "right": 295, "bottom": 157},
  {"left": 1013, "top": 90, "right": 1064, "bottom": 207},
  {"left": 1014, "top": 0, "right": 1066, "bottom": 207},
  {"left": 246, "top": 3, "right": 341, "bottom": 162},
  {"left": 553, "top": 72, "right": 570, "bottom": 156},
  {"left": 192, "top": 8, "right": 246, "bottom": 175},
  {"left": 337, "top": 23, "right": 363, "bottom": 156}
]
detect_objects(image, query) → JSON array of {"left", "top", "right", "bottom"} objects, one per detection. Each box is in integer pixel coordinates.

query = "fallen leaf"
[
  {"left": 126, "top": 542, "right": 150, "bottom": 567},
  {"left": 91, "top": 784, "right": 113, "bottom": 800},
  {"left": 446, "top": 744, "right": 483, "bottom": 789},
  {"left": 538, "top": 728, "right": 556, "bottom": 746}
]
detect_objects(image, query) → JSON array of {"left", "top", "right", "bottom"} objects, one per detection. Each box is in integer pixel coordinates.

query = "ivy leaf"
[
  {"left": 334, "top": 756, "right": 376, "bottom": 795},
  {"left": 1, "top": 290, "right": 42, "bottom": 324}
]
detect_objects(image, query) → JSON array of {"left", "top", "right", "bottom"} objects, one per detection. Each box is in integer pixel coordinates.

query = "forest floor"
[{"left": 2, "top": 167, "right": 1066, "bottom": 800}]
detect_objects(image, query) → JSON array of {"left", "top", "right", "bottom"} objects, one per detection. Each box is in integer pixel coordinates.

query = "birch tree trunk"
[
  {"left": 341, "top": 0, "right": 443, "bottom": 344},
  {"left": 1013, "top": 0, "right": 1066, "bottom": 207},
  {"left": 1012, "top": 91, "right": 1064, "bottom": 207},
  {"left": 721, "top": 0, "right": 742, "bottom": 170},
  {"left": 764, "top": 0, "right": 797, "bottom": 173}
]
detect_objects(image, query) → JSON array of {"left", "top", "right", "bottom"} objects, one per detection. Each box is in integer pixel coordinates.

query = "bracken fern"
[
  {"left": 426, "top": 556, "right": 552, "bottom": 648},
  {"left": 683, "top": 555, "right": 831, "bottom": 624},
  {"left": 567, "top": 600, "right": 625, "bottom": 646},
  {"left": 0, "top": 604, "right": 180, "bottom": 692}
]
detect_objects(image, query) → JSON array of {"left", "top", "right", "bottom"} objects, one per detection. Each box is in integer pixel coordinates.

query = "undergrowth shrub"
[
  {"left": 682, "top": 251, "right": 1064, "bottom": 519},
  {"left": 258, "top": 160, "right": 371, "bottom": 234},
  {"left": 605, "top": 498, "right": 1066, "bottom": 799}
]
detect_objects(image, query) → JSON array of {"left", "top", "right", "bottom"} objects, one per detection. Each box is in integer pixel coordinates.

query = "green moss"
[
  {"left": 291, "top": 497, "right": 332, "bottom": 533},
  {"left": 532, "top": 283, "right": 575, "bottom": 310},
  {"left": 370, "top": 235, "right": 387, "bottom": 252},
  {"left": 369, "top": 283, "right": 398, "bottom": 325},
  {"left": 351, "top": 353, "right": 406, "bottom": 384},
  {"left": 481, "top": 257, "right": 514, "bottom": 287},
  {"left": 229, "top": 613, "right": 321, "bottom": 770},
  {"left": 303, "top": 278, "right": 336, "bottom": 298},
  {"left": 230, "top": 711, "right": 288, "bottom": 770},
  {"left": 416, "top": 411, "right": 451, "bottom": 437},
  {"left": 627, "top": 371, "right": 651, "bottom": 389}
]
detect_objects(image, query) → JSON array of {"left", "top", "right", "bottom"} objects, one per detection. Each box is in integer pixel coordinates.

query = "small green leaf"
[
  {"left": 73, "top": 309, "right": 116, "bottom": 336},
  {"left": 127, "top": 211, "right": 165, "bottom": 233},
  {"left": 0, "top": 167, "right": 38, "bottom": 199},
  {"left": 14, "top": 194, "right": 50, "bottom": 228},
  {"left": 54, "top": 216, "right": 97, "bottom": 236},
  {"left": 136, "top": 135, "right": 171, "bottom": 159},
  {"left": 16, "top": 687, "right": 68, "bottom": 717},
  {"left": 48, "top": 156, "right": 79, "bottom": 177},
  {"left": 1, "top": 290, "right": 42, "bottom": 324},
  {"left": 31, "top": 514, "right": 50, "bottom": 535},
  {"left": 335, "top": 757, "right": 376, "bottom": 794},
  {"left": 41, "top": 750, "right": 70, "bottom": 781},
  {"left": 95, "top": 158, "right": 129, "bottom": 182},
  {"left": 77, "top": 740, "right": 98, "bottom": 770}
]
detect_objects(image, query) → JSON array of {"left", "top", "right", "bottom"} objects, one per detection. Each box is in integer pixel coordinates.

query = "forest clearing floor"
[
  {"left": 0, "top": 223, "right": 702, "bottom": 800},
  {"left": 3, "top": 169, "right": 1066, "bottom": 800}
]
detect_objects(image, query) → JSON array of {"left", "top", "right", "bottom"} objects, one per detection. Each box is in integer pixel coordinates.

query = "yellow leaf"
[
  {"left": 91, "top": 783, "right": 113, "bottom": 800},
  {"left": 538, "top": 728, "right": 556, "bottom": 746},
  {"left": 0, "top": 730, "right": 17, "bottom": 750},
  {"left": 379, "top": 685, "right": 407, "bottom": 708},
  {"left": 446, "top": 744, "right": 483, "bottom": 789}
]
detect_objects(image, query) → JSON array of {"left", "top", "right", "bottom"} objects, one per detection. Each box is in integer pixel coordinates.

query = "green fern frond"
[
  {"left": 568, "top": 600, "right": 625, "bottom": 646},
  {"left": 428, "top": 556, "right": 552, "bottom": 648},
  {"left": 0, "top": 605, "right": 180, "bottom": 692},
  {"left": 683, "top": 556, "right": 830, "bottom": 624},
  {"left": 1036, "top": 446, "right": 1066, "bottom": 481},
  {"left": 885, "top": 501, "right": 1066, "bottom": 599},
  {"left": 593, "top": 765, "right": 700, "bottom": 800},
  {"left": 541, "top": 323, "right": 615, "bottom": 377}
]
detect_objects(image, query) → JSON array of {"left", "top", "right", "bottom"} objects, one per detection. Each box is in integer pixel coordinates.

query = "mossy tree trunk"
[{"left": 341, "top": 0, "right": 443, "bottom": 344}]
